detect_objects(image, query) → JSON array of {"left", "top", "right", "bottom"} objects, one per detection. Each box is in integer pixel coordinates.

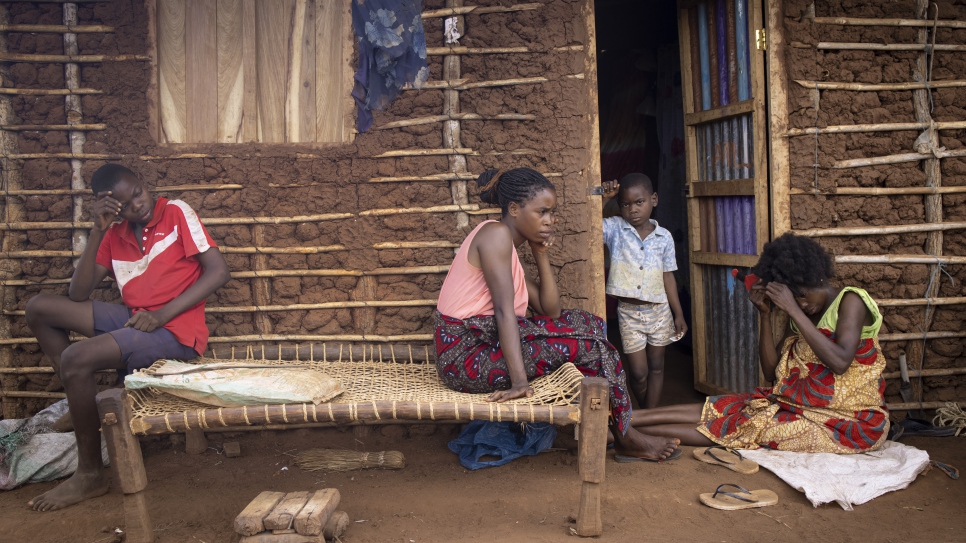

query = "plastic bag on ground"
[{"left": 448, "top": 420, "right": 557, "bottom": 470}]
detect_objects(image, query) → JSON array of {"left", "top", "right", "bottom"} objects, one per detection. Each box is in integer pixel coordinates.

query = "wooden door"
[{"left": 676, "top": 0, "right": 769, "bottom": 395}]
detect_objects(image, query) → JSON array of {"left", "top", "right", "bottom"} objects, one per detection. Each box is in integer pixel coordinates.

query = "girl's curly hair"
[{"left": 750, "top": 233, "right": 833, "bottom": 290}]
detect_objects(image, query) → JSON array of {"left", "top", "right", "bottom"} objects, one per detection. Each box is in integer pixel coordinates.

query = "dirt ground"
[{"left": 1, "top": 350, "right": 963, "bottom": 543}]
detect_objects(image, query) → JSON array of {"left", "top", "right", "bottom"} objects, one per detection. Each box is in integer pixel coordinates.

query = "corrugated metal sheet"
[{"left": 704, "top": 265, "right": 759, "bottom": 392}]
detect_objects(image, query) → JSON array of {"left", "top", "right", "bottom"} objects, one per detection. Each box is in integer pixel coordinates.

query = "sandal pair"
[
  {"left": 699, "top": 483, "right": 778, "bottom": 510},
  {"left": 693, "top": 446, "right": 759, "bottom": 474}
]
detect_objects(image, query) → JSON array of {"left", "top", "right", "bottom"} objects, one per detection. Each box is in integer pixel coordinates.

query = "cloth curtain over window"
[{"left": 351, "top": 0, "right": 429, "bottom": 132}]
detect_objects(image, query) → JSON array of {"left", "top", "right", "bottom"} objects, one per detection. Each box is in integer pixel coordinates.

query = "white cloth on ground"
[
  {"left": 0, "top": 399, "right": 109, "bottom": 490},
  {"left": 741, "top": 441, "right": 930, "bottom": 511}
]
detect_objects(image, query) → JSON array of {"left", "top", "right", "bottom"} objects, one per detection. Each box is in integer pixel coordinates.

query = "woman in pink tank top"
[{"left": 435, "top": 168, "right": 680, "bottom": 462}]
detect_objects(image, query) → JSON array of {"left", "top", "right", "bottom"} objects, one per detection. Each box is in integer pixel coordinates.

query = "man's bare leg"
[
  {"left": 611, "top": 424, "right": 680, "bottom": 461},
  {"left": 25, "top": 295, "right": 125, "bottom": 511}
]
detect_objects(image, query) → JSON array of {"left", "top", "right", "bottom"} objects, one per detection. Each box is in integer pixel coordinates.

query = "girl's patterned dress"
[{"left": 697, "top": 287, "right": 889, "bottom": 453}]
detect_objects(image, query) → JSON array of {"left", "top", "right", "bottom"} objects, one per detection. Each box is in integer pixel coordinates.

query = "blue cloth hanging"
[
  {"left": 448, "top": 420, "right": 557, "bottom": 470},
  {"left": 351, "top": 0, "right": 429, "bottom": 133}
]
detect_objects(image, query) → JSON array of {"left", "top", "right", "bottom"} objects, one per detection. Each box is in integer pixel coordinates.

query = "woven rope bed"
[{"left": 127, "top": 344, "right": 586, "bottom": 435}]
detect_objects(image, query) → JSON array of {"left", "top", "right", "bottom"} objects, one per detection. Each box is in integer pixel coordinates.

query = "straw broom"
[{"left": 296, "top": 449, "right": 406, "bottom": 472}]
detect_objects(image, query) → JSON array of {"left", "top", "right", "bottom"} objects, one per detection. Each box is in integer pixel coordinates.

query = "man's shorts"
[
  {"left": 616, "top": 300, "right": 676, "bottom": 354},
  {"left": 92, "top": 300, "right": 199, "bottom": 374}
]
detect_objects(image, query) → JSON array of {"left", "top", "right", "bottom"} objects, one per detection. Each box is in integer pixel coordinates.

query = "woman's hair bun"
[{"left": 477, "top": 169, "right": 500, "bottom": 205}]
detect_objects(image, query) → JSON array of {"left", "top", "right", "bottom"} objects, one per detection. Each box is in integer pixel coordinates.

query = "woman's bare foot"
[
  {"left": 28, "top": 469, "right": 109, "bottom": 511},
  {"left": 613, "top": 427, "right": 680, "bottom": 461},
  {"left": 49, "top": 411, "right": 73, "bottom": 433}
]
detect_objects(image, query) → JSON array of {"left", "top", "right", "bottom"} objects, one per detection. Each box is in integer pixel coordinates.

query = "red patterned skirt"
[{"left": 434, "top": 309, "right": 631, "bottom": 434}]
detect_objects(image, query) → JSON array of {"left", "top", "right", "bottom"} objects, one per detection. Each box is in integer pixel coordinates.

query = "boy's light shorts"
[
  {"left": 616, "top": 300, "right": 676, "bottom": 353},
  {"left": 92, "top": 300, "right": 199, "bottom": 374}
]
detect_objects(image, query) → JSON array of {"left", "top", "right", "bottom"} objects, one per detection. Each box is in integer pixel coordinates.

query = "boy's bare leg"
[
  {"left": 642, "top": 344, "right": 666, "bottom": 409},
  {"left": 25, "top": 295, "right": 126, "bottom": 511},
  {"left": 624, "top": 349, "right": 648, "bottom": 408}
]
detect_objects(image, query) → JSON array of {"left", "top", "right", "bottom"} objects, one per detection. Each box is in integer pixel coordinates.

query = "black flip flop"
[
  {"left": 614, "top": 447, "right": 683, "bottom": 463},
  {"left": 898, "top": 418, "right": 958, "bottom": 438}
]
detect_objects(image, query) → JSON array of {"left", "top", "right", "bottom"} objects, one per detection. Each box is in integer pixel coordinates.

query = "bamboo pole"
[
  {"left": 834, "top": 148, "right": 966, "bottom": 169},
  {"left": 0, "top": 213, "right": 355, "bottom": 230},
  {"left": 0, "top": 123, "right": 106, "bottom": 131},
  {"left": 359, "top": 204, "right": 480, "bottom": 217},
  {"left": 0, "top": 88, "right": 101, "bottom": 95},
  {"left": 0, "top": 391, "right": 66, "bottom": 399},
  {"left": 816, "top": 42, "right": 966, "bottom": 52},
  {"left": 790, "top": 186, "right": 966, "bottom": 196},
  {"left": 0, "top": 53, "right": 150, "bottom": 62},
  {"left": 797, "top": 222, "right": 966, "bottom": 237},
  {"left": 879, "top": 331, "right": 966, "bottom": 341},
  {"left": 875, "top": 296, "right": 966, "bottom": 307},
  {"left": 64, "top": 2, "right": 88, "bottom": 301},
  {"left": 371, "top": 148, "right": 476, "bottom": 158},
  {"left": 441, "top": 0, "right": 470, "bottom": 233},
  {"left": 207, "top": 334, "right": 434, "bottom": 344},
  {"left": 0, "top": 244, "right": 349, "bottom": 259},
  {"left": 422, "top": 2, "right": 541, "bottom": 18},
  {"left": 374, "top": 113, "right": 535, "bottom": 130},
  {"left": 204, "top": 299, "right": 438, "bottom": 314},
  {"left": 886, "top": 401, "right": 959, "bottom": 411},
  {"left": 806, "top": 15, "right": 966, "bottom": 29},
  {"left": 0, "top": 184, "right": 241, "bottom": 197},
  {"left": 794, "top": 79, "right": 966, "bottom": 91},
  {"left": 835, "top": 255, "right": 966, "bottom": 264},
  {"left": 373, "top": 241, "right": 459, "bottom": 249},
  {"left": 786, "top": 121, "right": 966, "bottom": 136},
  {"left": 0, "top": 24, "right": 115, "bottom": 33},
  {"left": 882, "top": 367, "right": 966, "bottom": 380},
  {"left": 4, "top": 152, "right": 120, "bottom": 159},
  {"left": 413, "top": 78, "right": 469, "bottom": 89},
  {"left": 230, "top": 265, "right": 450, "bottom": 279},
  {"left": 415, "top": 74, "right": 582, "bottom": 90},
  {"left": 138, "top": 153, "right": 232, "bottom": 160},
  {"left": 425, "top": 45, "right": 584, "bottom": 55},
  {"left": 369, "top": 172, "right": 561, "bottom": 183}
]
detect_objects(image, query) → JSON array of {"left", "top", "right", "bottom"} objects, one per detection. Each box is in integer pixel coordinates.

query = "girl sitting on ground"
[
  {"left": 434, "top": 168, "right": 679, "bottom": 461},
  {"left": 629, "top": 233, "right": 889, "bottom": 454}
]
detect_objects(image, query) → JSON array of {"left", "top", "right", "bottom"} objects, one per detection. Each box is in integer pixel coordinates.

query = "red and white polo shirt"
[{"left": 96, "top": 197, "right": 218, "bottom": 354}]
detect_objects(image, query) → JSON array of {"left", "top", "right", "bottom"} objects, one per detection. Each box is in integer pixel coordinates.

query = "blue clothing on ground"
[{"left": 448, "top": 420, "right": 557, "bottom": 470}]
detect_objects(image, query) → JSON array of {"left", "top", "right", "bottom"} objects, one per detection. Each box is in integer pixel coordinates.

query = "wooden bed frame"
[{"left": 94, "top": 376, "right": 610, "bottom": 542}]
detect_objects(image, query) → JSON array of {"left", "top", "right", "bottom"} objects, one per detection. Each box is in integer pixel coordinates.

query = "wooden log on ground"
[
  {"left": 0, "top": 53, "right": 149, "bottom": 62},
  {"left": 797, "top": 222, "right": 966, "bottom": 237},
  {"left": 293, "top": 489, "right": 340, "bottom": 536},
  {"left": 0, "top": 88, "right": 101, "bottom": 95},
  {"left": 0, "top": 24, "right": 115, "bottom": 33},
  {"left": 422, "top": 2, "right": 540, "bottom": 18},
  {"left": 575, "top": 377, "right": 608, "bottom": 537},
  {"left": 322, "top": 511, "right": 349, "bottom": 540},
  {"left": 794, "top": 79, "right": 966, "bottom": 91},
  {"left": 263, "top": 491, "right": 311, "bottom": 531},
  {"left": 235, "top": 491, "right": 286, "bottom": 536}
]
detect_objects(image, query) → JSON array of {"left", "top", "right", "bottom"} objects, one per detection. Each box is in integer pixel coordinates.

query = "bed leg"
[
  {"left": 96, "top": 388, "right": 155, "bottom": 543},
  {"left": 576, "top": 377, "right": 608, "bottom": 537},
  {"left": 185, "top": 427, "right": 208, "bottom": 454}
]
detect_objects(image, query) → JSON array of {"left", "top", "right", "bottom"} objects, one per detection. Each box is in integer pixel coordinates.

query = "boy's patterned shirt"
[{"left": 602, "top": 217, "right": 677, "bottom": 303}]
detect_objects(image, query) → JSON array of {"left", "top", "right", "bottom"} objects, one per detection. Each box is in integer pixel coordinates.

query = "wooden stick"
[
  {"left": 875, "top": 296, "right": 966, "bottom": 307},
  {"left": 422, "top": 2, "right": 541, "bottom": 18},
  {"left": 204, "top": 299, "right": 438, "bottom": 313},
  {"left": 0, "top": 213, "right": 354, "bottom": 230},
  {"left": 807, "top": 15, "right": 966, "bottom": 29},
  {"left": 816, "top": 42, "right": 966, "bottom": 51},
  {"left": 207, "top": 343, "right": 434, "bottom": 362},
  {"left": 138, "top": 153, "right": 233, "bottom": 160},
  {"left": 0, "top": 184, "right": 241, "bottom": 197},
  {"left": 373, "top": 241, "right": 458, "bottom": 249},
  {"left": 371, "top": 148, "right": 477, "bottom": 158},
  {"left": 130, "top": 398, "right": 578, "bottom": 435},
  {"left": 835, "top": 255, "right": 966, "bottom": 265},
  {"left": 0, "top": 390, "right": 66, "bottom": 398},
  {"left": 425, "top": 45, "right": 583, "bottom": 55},
  {"left": 798, "top": 222, "right": 966, "bottom": 237},
  {"left": 4, "top": 152, "right": 120, "bottom": 159},
  {"left": 411, "top": 78, "right": 469, "bottom": 89},
  {"left": 887, "top": 401, "right": 961, "bottom": 411},
  {"left": 207, "top": 334, "right": 434, "bottom": 345},
  {"left": 414, "top": 74, "right": 583, "bottom": 90},
  {"left": 786, "top": 121, "right": 966, "bottom": 136},
  {"left": 359, "top": 204, "right": 480, "bottom": 216},
  {"left": 794, "top": 79, "right": 966, "bottom": 91},
  {"left": 374, "top": 113, "right": 535, "bottom": 130},
  {"left": 230, "top": 265, "right": 450, "bottom": 279},
  {"left": 834, "top": 148, "right": 966, "bottom": 169},
  {"left": 0, "top": 88, "right": 101, "bottom": 95},
  {"left": 882, "top": 367, "right": 966, "bottom": 380},
  {"left": 791, "top": 186, "right": 966, "bottom": 196},
  {"left": 576, "top": 377, "right": 608, "bottom": 537},
  {"left": 0, "top": 53, "right": 150, "bottom": 63},
  {"left": 220, "top": 245, "right": 346, "bottom": 255},
  {"left": 879, "top": 331, "right": 966, "bottom": 341},
  {"left": 369, "top": 172, "right": 561, "bottom": 183},
  {"left": 0, "top": 123, "right": 106, "bottom": 131},
  {"left": 0, "top": 24, "right": 115, "bottom": 33}
]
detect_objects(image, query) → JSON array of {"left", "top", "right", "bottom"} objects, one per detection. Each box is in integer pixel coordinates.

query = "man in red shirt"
[{"left": 25, "top": 164, "right": 230, "bottom": 511}]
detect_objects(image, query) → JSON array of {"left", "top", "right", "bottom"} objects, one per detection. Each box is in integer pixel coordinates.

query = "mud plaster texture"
[
  {"left": 0, "top": 0, "right": 600, "bottom": 417},
  {"left": 783, "top": 0, "right": 966, "bottom": 404}
]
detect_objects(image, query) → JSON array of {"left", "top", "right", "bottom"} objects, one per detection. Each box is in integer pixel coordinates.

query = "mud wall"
[
  {"left": 0, "top": 0, "right": 601, "bottom": 417},
  {"left": 782, "top": 0, "right": 966, "bottom": 405}
]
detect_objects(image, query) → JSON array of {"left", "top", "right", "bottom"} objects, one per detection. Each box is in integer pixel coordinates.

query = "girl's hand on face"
[
  {"left": 764, "top": 282, "right": 799, "bottom": 314},
  {"left": 749, "top": 280, "right": 771, "bottom": 314},
  {"left": 92, "top": 191, "right": 121, "bottom": 232},
  {"left": 528, "top": 234, "right": 554, "bottom": 257}
]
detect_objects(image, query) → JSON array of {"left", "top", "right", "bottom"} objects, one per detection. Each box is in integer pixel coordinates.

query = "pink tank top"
[{"left": 437, "top": 220, "right": 529, "bottom": 319}]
